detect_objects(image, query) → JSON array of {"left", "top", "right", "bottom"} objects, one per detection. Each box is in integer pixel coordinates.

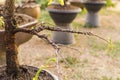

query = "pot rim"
[
  {"left": 16, "top": 4, "right": 40, "bottom": 9},
  {"left": 43, "top": 69, "right": 59, "bottom": 80},
  {"left": 0, "top": 20, "right": 38, "bottom": 32},
  {"left": 83, "top": 1, "right": 106, "bottom": 5},
  {"left": 46, "top": 7, "right": 81, "bottom": 13},
  {"left": 27, "top": 66, "right": 59, "bottom": 80}
]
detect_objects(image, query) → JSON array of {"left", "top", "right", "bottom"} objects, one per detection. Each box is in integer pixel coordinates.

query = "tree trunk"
[{"left": 4, "top": 0, "right": 19, "bottom": 74}]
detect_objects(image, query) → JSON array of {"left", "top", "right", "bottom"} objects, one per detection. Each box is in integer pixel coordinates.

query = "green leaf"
[
  {"left": 0, "top": 16, "right": 4, "bottom": 27},
  {"left": 106, "top": 38, "right": 114, "bottom": 53},
  {"left": 48, "top": 0, "right": 53, "bottom": 5},
  {"left": 59, "top": 0, "right": 64, "bottom": 6},
  {"left": 46, "top": 57, "right": 57, "bottom": 64},
  {"left": 32, "top": 65, "right": 49, "bottom": 80}
]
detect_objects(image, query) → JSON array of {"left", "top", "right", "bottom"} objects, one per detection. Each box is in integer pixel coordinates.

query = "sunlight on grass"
[
  {"left": 100, "top": 8, "right": 120, "bottom": 15},
  {"left": 60, "top": 56, "right": 79, "bottom": 67},
  {"left": 88, "top": 38, "right": 107, "bottom": 51},
  {"left": 38, "top": 10, "right": 53, "bottom": 24},
  {"left": 89, "top": 39, "right": 120, "bottom": 59},
  {"left": 106, "top": 42, "right": 120, "bottom": 59},
  {"left": 72, "top": 21, "right": 83, "bottom": 30},
  {"left": 101, "top": 76, "right": 120, "bottom": 80},
  {"left": 74, "top": 73, "right": 82, "bottom": 80}
]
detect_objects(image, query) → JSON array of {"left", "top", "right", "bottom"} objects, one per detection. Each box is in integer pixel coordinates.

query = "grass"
[
  {"left": 86, "top": 37, "right": 120, "bottom": 59},
  {"left": 90, "top": 40, "right": 107, "bottom": 51},
  {"left": 36, "top": 8, "right": 120, "bottom": 79},
  {"left": 106, "top": 42, "right": 120, "bottom": 59},
  {"left": 100, "top": 8, "right": 120, "bottom": 15},
  {"left": 60, "top": 56, "right": 79, "bottom": 67},
  {"left": 101, "top": 76, "right": 120, "bottom": 80},
  {"left": 72, "top": 21, "right": 83, "bottom": 30},
  {"left": 39, "top": 8, "right": 120, "bottom": 59},
  {"left": 88, "top": 38, "right": 120, "bottom": 59},
  {"left": 38, "top": 10, "right": 53, "bottom": 24}
]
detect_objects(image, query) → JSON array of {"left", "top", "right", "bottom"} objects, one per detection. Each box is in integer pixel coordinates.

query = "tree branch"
[
  {"left": 42, "top": 23, "right": 108, "bottom": 43},
  {"left": 13, "top": 23, "right": 44, "bottom": 34},
  {"left": 13, "top": 28, "right": 33, "bottom": 34},
  {"left": 13, "top": 22, "right": 108, "bottom": 43},
  {"left": 32, "top": 31, "right": 59, "bottom": 49}
]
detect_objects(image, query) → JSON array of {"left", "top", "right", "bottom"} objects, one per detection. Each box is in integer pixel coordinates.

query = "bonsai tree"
[
  {"left": 0, "top": 0, "right": 59, "bottom": 79},
  {"left": 0, "top": 0, "right": 106, "bottom": 79}
]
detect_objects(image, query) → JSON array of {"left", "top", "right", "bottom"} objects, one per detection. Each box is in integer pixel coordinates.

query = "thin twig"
[
  {"left": 38, "top": 23, "right": 108, "bottom": 43},
  {"left": 58, "top": 44, "right": 82, "bottom": 54},
  {"left": 55, "top": 49, "right": 61, "bottom": 80},
  {"left": 33, "top": 32, "right": 59, "bottom": 49},
  {"left": 13, "top": 22, "right": 108, "bottom": 43}
]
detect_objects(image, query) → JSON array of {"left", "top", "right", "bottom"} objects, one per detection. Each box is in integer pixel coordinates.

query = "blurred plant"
[
  {"left": 0, "top": 16, "right": 4, "bottom": 29},
  {"left": 105, "top": 0, "right": 115, "bottom": 7},
  {"left": 33, "top": 57, "right": 57, "bottom": 80},
  {"left": 102, "top": 76, "right": 113, "bottom": 80},
  {"left": 35, "top": 0, "right": 65, "bottom": 10},
  {"left": 60, "top": 56, "right": 79, "bottom": 66},
  {"left": 35, "top": 0, "right": 48, "bottom": 9},
  {"left": 106, "top": 38, "right": 114, "bottom": 53},
  {"left": 86, "top": 0, "right": 115, "bottom": 7},
  {"left": 48, "top": 0, "right": 64, "bottom": 6},
  {"left": 33, "top": 65, "right": 50, "bottom": 80},
  {"left": 0, "top": 16, "right": 4, "bottom": 25}
]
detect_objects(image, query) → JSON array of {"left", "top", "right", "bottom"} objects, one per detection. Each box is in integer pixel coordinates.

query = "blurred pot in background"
[{"left": 16, "top": 0, "right": 41, "bottom": 19}]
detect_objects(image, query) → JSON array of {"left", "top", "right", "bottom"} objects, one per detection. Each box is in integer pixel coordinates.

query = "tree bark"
[{"left": 4, "top": 0, "right": 19, "bottom": 74}]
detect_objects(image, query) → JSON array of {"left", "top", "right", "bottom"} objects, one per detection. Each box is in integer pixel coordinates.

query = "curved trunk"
[{"left": 4, "top": 0, "right": 19, "bottom": 74}]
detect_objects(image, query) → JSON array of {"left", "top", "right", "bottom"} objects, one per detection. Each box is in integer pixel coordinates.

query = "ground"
[{"left": 2, "top": 2, "right": 120, "bottom": 80}]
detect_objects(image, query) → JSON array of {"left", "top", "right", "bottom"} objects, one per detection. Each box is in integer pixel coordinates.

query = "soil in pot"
[
  {"left": 86, "top": 0, "right": 104, "bottom": 2},
  {"left": 48, "top": 4, "right": 79, "bottom": 10},
  {"left": 0, "top": 65, "right": 55, "bottom": 80}
]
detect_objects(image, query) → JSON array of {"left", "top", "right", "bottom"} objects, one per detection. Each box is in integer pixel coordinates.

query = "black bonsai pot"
[
  {"left": 47, "top": 4, "right": 81, "bottom": 44},
  {"left": 83, "top": 1, "right": 106, "bottom": 27},
  {"left": 0, "top": 65, "right": 58, "bottom": 80}
]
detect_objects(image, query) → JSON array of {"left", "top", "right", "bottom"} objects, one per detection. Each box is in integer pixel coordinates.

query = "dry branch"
[
  {"left": 13, "top": 22, "right": 108, "bottom": 43},
  {"left": 12, "top": 22, "right": 108, "bottom": 79}
]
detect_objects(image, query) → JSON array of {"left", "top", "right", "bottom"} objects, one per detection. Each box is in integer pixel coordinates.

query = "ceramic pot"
[
  {"left": 70, "top": 0, "right": 84, "bottom": 9},
  {"left": 47, "top": 5, "right": 81, "bottom": 45},
  {"left": 0, "top": 65, "right": 58, "bottom": 80},
  {"left": 16, "top": 3, "right": 40, "bottom": 19},
  {"left": 83, "top": 1, "right": 106, "bottom": 27}
]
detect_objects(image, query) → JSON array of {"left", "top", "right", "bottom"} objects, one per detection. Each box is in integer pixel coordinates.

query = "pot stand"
[
  {"left": 53, "top": 23, "right": 74, "bottom": 45},
  {"left": 47, "top": 6, "right": 81, "bottom": 45},
  {"left": 84, "top": 2, "right": 106, "bottom": 28},
  {"left": 86, "top": 12, "right": 98, "bottom": 27}
]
